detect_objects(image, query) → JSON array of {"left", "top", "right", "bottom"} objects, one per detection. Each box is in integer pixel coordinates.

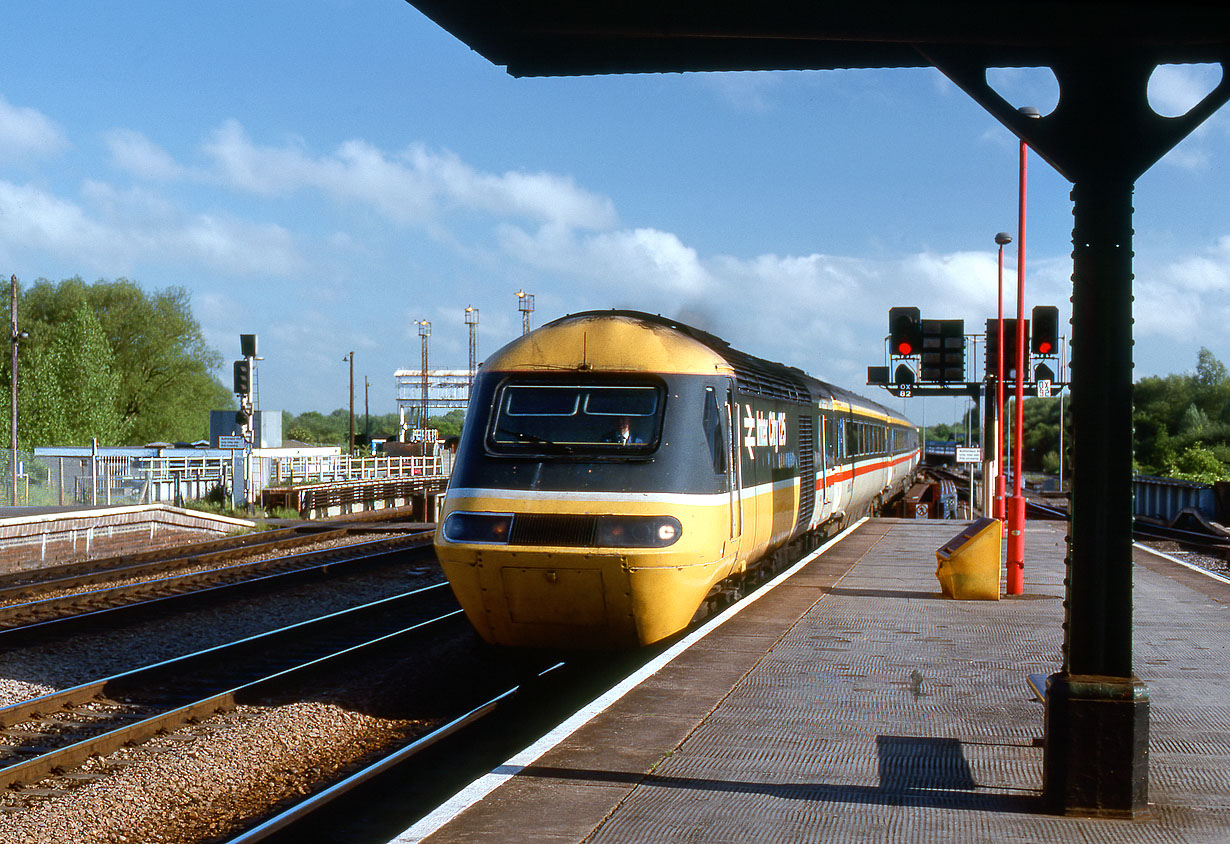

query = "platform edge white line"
[
  {"left": 1134, "top": 540, "right": 1230, "bottom": 585},
  {"left": 387, "top": 517, "right": 869, "bottom": 844}
]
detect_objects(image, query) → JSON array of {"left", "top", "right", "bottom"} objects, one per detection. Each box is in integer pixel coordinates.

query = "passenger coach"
[{"left": 436, "top": 310, "right": 918, "bottom": 648}]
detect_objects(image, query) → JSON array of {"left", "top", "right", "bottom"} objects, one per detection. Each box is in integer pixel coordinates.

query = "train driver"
[{"left": 607, "top": 416, "right": 645, "bottom": 445}]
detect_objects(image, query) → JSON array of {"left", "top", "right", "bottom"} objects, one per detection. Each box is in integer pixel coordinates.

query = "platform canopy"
[
  {"left": 405, "top": 0, "right": 1230, "bottom": 820},
  {"left": 406, "top": 0, "right": 1229, "bottom": 77}
]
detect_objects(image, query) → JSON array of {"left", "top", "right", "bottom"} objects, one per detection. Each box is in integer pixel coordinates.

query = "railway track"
[
  {"left": 0, "top": 530, "right": 434, "bottom": 641},
  {"left": 0, "top": 583, "right": 462, "bottom": 794},
  {"left": 0, "top": 523, "right": 344, "bottom": 589},
  {"left": 1025, "top": 498, "right": 1230, "bottom": 553},
  {"left": 222, "top": 667, "right": 562, "bottom": 844},
  {"left": 0, "top": 506, "right": 431, "bottom": 594},
  {"left": 221, "top": 646, "right": 659, "bottom": 844}
]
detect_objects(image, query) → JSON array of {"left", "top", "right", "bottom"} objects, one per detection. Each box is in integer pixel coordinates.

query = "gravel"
[
  {"left": 1138, "top": 540, "right": 1230, "bottom": 577},
  {"left": 0, "top": 700, "right": 429, "bottom": 844},
  {"left": 0, "top": 532, "right": 452, "bottom": 843}
]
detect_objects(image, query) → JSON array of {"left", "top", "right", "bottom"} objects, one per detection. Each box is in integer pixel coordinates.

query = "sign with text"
[
  {"left": 955, "top": 446, "right": 982, "bottom": 464},
  {"left": 218, "top": 435, "right": 245, "bottom": 450}
]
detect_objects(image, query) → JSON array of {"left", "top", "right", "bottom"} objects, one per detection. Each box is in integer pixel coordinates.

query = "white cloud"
[
  {"left": 0, "top": 180, "right": 112, "bottom": 262},
  {"left": 1146, "top": 64, "right": 1226, "bottom": 171},
  {"left": 170, "top": 215, "right": 303, "bottom": 277},
  {"left": 1135, "top": 235, "right": 1230, "bottom": 341},
  {"left": 104, "top": 129, "right": 186, "bottom": 180},
  {"left": 497, "top": 223, "right": 711, "bottom": 299},
  {"left": 902, "top": 251, "right": 999, "bottom": 313},
  {"left": 0, "top": 95, "right": 68, "bottom": 161},
  {"left": 198, "top": 119, "right": 618, "bottom": 230},
  {"left": 1148, "top": 64, "right": 1223, "bottom": 118},
  {"left": 494, "top": 219, "right": 1036, "bottom": 385},
  {"left": 0, "top": 178, "right": 304, "bottom": 279},
  {"left": 698, "top": 71, "right": 784, "bottom": 113}
]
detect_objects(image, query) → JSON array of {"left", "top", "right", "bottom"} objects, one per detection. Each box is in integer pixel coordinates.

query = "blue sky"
[{"left": 2, "top": 2, "right": 1228, "bottom": 426}]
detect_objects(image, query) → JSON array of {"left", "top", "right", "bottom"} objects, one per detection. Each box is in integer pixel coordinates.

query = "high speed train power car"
[{"left": 435, "top": 310, "right": 919, "bottom": 648}]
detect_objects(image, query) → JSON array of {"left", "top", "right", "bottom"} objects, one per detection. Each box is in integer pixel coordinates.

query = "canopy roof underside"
[{"left": 405, "top": 1, "right": 1230, "bottom": 77}]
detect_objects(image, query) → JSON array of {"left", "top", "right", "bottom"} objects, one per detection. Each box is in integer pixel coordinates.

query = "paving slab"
[{"left": 403, "top": 517, "right": 1230, "bottom": 844}]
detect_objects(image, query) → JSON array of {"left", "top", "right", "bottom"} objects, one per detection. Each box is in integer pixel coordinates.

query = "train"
[{"left": 434, "top": 310, "right": 920, "bottom": 648}]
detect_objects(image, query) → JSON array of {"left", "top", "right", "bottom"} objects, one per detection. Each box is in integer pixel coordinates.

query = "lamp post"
[
  {"left": 465, "top": 305, "right": 479, "bottom": 397},
  {"left": 417, "top": 320, "right": 431, "bottom": 431},
  {"left": 1008, "top": 105, "right": 1041, "bottom": 596},
  {"left": 994, "top": 232, "right": 1012, "bottom": 527},
  {"left": 516, "top": 290, "right": 534, "bottom": 335},
  {"left": 343, "top": 352, "right": 354, "bottom": 455}
]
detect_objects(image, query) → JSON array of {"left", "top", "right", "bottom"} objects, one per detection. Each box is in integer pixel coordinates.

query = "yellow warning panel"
[{"left": 935, "top": 517, "right": 1002, "bottom": 600}]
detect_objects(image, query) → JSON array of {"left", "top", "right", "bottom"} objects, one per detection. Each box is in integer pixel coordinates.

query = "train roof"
[{"left": 527, "top": 310, "right": 912, "bottom": 426}]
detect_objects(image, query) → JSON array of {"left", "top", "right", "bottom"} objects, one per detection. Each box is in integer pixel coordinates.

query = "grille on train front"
[{"left": 508, "top": 513, "right": 598, "bottom": 546}]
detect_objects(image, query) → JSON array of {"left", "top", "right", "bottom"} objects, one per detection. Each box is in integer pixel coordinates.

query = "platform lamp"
[
  {"left": 993, "top": 232, "right": 1013, "bottom": 528},
  {"left": 465, "top": 305, "right": 479, "bottom": 397},
  {"left": 1008, "top": 105, "right": 1042, "bottom": 596},
  {"left": 417, "top": 320, "right": 431, "bottom": 431},
  {"left": 516, "top": 289, "right": 535, "bottom": 335}
]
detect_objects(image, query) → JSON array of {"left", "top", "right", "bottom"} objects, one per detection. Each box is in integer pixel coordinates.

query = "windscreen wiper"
[{"left": 496, "top": 428, "right": 574, "bottom": 453}]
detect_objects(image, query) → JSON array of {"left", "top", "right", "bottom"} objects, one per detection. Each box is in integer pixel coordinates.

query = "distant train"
[{"left": 434, "top": 310, "right": 919, "bottom": 648}]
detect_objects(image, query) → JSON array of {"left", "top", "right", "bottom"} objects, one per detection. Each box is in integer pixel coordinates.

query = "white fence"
[
  {"left": 266, "top": 454, "right": 444, "bottom": 486},
  {"left": 27, "top": 446, "right": 448, "bottom": 509}
]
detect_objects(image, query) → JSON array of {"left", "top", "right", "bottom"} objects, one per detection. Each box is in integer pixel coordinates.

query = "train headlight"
[
  {"left": 442, "top": 512, "right": 513, "bottom": 544},
  {"left": 594, "top": 515, "right": 683, "bottom": 548}
]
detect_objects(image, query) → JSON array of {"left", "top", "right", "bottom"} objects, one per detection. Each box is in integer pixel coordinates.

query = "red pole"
[
  {"left": 1007, "top": 120, "right": 1033, "bottom": 595},
  {"left": 995, "top": 239, "right": 1008, "bottom": 526}
]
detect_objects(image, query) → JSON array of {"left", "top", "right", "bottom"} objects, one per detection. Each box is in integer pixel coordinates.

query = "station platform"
[{"left": 400, "top": 517, "right": 1230, "bottom": 844}]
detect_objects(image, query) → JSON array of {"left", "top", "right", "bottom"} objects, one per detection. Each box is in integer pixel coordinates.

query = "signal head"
[
  {"left": 1030, "top": 304, "right": 1060, "bottom": 357},
  {"left": 888, "top": 306, "right": 922, "bottom": 358}
]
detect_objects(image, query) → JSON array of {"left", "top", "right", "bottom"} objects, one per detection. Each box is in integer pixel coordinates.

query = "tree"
[
  {"left": 1021, "top": 396, "right": 1067, "bottom": 473},
  {"left": 1196, "top": 347, "right": 1229, "bottom": 390},
  {"left": 1165, "top": 444, "right": 1228, "bottom": 484},
  {"left": 14, "top": 277, "right": 232, "bottom": 445},
  {"left": 431, "top": 409, "right": 466, "bottom": 438},
  {"left": 1134, "top": 348, "right": 1230, "bottom": 476},
  {"left": 26, "top": 304, "right": 123, "bottom": 446},
  {"left": 924, "top": 422, "right": 957, "bottom": 442}
]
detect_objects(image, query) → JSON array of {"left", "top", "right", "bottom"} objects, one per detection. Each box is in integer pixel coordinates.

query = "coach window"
[
  {"left": 823, "top": 415, "right": 835, "bottom": 468},
  {"left": 703, "top": 387, "right": 727, "bottom": 474}
]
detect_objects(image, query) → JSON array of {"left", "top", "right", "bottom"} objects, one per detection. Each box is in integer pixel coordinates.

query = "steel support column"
[
  {"left": 926, "top": 47, "right": 1230, "bottom": 817},
  {"left": 1043, "top": 175, "right": 1148, "bottom": 816}
]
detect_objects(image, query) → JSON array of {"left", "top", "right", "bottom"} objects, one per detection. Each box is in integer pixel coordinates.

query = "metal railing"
[
  {"left": 266, "top": 454, "right": 443, "bottom": 487},
  {"left": 18, "top": 448, "right": 449, "bottom": 510}
]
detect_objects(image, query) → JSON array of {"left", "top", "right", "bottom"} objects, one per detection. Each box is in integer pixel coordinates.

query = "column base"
[{"left": 1042, "top": 672, "right": 1149, "bottom": 817}]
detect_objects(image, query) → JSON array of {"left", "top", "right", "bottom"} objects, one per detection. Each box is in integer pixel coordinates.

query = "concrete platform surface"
[{"left": 401, "top": 518, "right": 1230, "bottom": 844}]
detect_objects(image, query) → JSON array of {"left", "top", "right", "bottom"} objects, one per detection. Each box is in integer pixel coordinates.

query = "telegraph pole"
[{"left": 9, "top": 274, "right": 17, "bottom": 507}]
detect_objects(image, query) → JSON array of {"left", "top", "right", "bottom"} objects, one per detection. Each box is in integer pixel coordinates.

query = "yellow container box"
[{"left": 935, "top": 517, "right": 1003, "bottom": 600}]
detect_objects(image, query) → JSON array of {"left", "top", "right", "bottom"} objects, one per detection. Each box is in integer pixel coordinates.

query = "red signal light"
[
  {"left": 897, "top": 341, "right": 914, "bottom": 355},
  {"left": 1037, "top": 341, "right": 1052, "bottom": 355}
]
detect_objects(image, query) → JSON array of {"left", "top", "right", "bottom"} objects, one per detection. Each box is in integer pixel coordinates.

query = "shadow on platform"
[{"left": 505, "top": 735, "right": 1041, "bottom": 815}]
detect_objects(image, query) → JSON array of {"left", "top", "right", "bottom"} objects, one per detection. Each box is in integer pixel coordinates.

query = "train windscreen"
[{"left": 489, "top": 382, "right": 663, "bottom": 453}]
